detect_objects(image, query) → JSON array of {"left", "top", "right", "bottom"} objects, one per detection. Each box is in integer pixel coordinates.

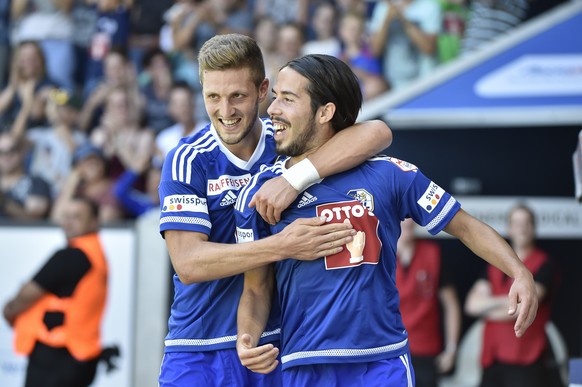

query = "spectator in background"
[
  {"left": 302, "top": 1, "right": 340, "bottom": 56},
  {"left": 154, "top": 81, "right": 206, "bottom": 161},
  {"left": 0, "top": 132, "right": 51, "bottom": 220},
  {"left": 253, "top": 0, "right": 309, "bottom": 26},
  {"left": 83, "top": 0, "right": 133, "bottom": 98},
  {"left": 169, "top": 0, "right": 253, "bottom": 86},
  {"left": 71, "top": 0, "right": 99, "bottom": 92},
  {"left": 438, "top": 0, "right": 467, "bottom": 63},
  {"left": 78, "top": 48, "right": 136, "bottom": 133},
  {"left": 3, "top": 196, "right": 108, "bottom": 387},
  {"left": 465, "top": 204, "right": 558, "bottom": 387},
  {"left": 0, "top": 41, "right": 56, "bottom": 129},
  {"left": 276, "top": 22, "right": 305, "bottom": 70},
  {"left": 171, "top": 0, "right": 253, "bottom": 57},
  {"left": 396, "top": 218, "right": 461, "bottom": 387},
  {"left": 10, "top": 0, "right": 77, "bottom": 92},
  {"left": 128, "top": 0, "right": 171, "bottom": 73},
  {"left": 25, "top": 89, "right": 87, "bottom": 198},
  {"left": 461, "top": 0, "right": 528, "bottom": 55},
  {"left": 90, "top": 85, "right": 153, "bottom": 180},
  {"left": 335, "top": 0, "right": 368, "bottom": 17},
  {"left": 369, "top": 0, "right": 442, "bottom": 91},
  {"left": 113, "top": 152, "right": 160, "bottom": 218},
  {"left": 138, "top": 48, "right": 174, "bottom": 134},
  {"left": 253, "top": 15, "right": 279, "bottom": 117},
  {"left": 51, "top": 143, "right": 124, "bottom": 224},
  {"left": 337, "top": 10, "right": 389, "bottom": 100},
  {"left": 0, "top": 0, "right": 11, "bottom": 88}
]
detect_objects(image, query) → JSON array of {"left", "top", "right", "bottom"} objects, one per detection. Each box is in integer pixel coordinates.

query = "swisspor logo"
[
  {"left": 316, "top": 200, "right": 381, "bottom": 270},
  {"left": 387, "top": 157, "right": 418, "bottom": 172},
  {"left": 162, "top": 195, "right": 208, "bottom": 213},
  {"left": 417, "top": 181, "right": 445, "bottom": 213},
  {"left": 236, "top": 227, "right": 255, "bottom": 243},
  {"left": 207, "top": 174, "right": 251, "bottom": 196}
]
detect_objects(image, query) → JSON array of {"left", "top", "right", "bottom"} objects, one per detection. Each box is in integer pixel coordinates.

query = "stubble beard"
[
  {"left": 276, "top": 115, "right": 317, "bottom": 157},
  {"left": 214, "top": 103, "right": 260, "bottom": 146}
]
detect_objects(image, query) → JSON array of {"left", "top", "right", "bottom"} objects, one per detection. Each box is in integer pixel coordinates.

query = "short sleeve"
[{"left": 33, "top": 248, "right": 91, "bottom": 297}]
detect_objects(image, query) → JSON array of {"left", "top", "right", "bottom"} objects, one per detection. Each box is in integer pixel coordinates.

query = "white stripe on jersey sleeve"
[
  {"left": 424, "top": 197, "right": 457, "bottom": 233},
  {"left": 234, "top": 163, "right": 285, "bottom": 213},
  {"left": 171, "top": 131, "right": 217, "bottom": 183}
]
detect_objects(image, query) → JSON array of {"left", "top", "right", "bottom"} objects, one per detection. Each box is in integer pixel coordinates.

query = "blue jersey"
[
  {"left": 158, "top": 119, "right": 280, "bottom": 353},
  {"left": 234, "top": 156, "right": 461, "bottom": 370}
]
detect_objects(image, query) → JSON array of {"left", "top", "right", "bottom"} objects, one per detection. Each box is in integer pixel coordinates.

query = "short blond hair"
[{"left": 198, "top": 34, "right": 266, "bottom": 88}]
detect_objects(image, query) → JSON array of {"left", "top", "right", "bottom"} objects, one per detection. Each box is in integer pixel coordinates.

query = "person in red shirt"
[
  {"left": 397, "top": 218, "right": 461, "bottom": 387},
  {"left": 465, "top": 204, "right": 558, "bottom": 387}
]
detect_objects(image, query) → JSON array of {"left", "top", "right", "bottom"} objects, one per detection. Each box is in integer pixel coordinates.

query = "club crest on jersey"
[
  {"left": 207, "top": 174, "right": 251, "bottom": 196},
  {"left": 388, "top": 157, "right": 418, "bottom": 172},
  {"left": 316, "top": 200, "right": 381, "bottom": 270},
  {"left": 347, "top": 189, "right": 374, "bottom": 212},
  {"left": 417, "top": 181, "right": 445, "bottom": 213},
  {"left": 162, "top": 195, "right": 208, "bottom": 213}
]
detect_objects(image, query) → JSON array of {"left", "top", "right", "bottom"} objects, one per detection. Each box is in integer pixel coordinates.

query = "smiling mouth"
[
  {"left": 273, "top": 122, "right": 288, "bottom": 136},
  {"left": 220, "top": 118, "right": 241, "bottom": 128}
]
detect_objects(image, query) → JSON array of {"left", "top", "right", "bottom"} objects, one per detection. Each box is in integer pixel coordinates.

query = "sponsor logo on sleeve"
[
  {"left": 162, "top": 195, "right": 208, "bottom": 213},
  {"left": 207, "top": 174, "right": 252, "bottom": 196},
  {"left": 236, "top": 227, "right": 255, "bottom": 243},
  {"left": 417, "top": 182, "right": 445, "bottom": 213},
  {"left": 387, "top": 157, "right": 418, "bottom": 172}
]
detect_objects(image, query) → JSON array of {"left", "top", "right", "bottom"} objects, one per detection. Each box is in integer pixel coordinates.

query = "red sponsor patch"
[{"left": 316, "top": 200, "right": 382, "bottom": 270}]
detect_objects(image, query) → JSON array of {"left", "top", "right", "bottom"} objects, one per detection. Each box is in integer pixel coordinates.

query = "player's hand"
[
  {"left": 2, "top": 301, "right": 16, "bottom": 327},
  {"left": 344, "top": 219, "right": 365, "bottom": 263},
  {"left": 249, "top": 176, "right": 298, "bottom": 225},
  {"left": 436, "top": 349, "right": 456, "bottom": 374},
  {"left": 237, "top": 333, "right": 279, "bottom": 374},
  {"left": 278, "top": 216, "right": 355, "bottom": 260},
  {"left": 508, "top": 270, "right": 538, "bottom": 337}
]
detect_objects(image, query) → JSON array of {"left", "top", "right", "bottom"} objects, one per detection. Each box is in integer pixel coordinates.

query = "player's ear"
[
  {"left": 258, "top": 78, "right": 270, "bottom": 103},
  {"left": 317, "top": 102, "right": 335, "bottom": 125}
]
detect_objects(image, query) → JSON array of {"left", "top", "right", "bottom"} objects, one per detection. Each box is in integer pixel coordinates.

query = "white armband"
[{"left": 282, "top": 158, "right": 321, "bottom": 192}]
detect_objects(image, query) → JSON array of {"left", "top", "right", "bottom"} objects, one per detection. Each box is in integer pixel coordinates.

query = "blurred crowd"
[{"left": 0, "top": 0, "right": 568, "bottom": 225}]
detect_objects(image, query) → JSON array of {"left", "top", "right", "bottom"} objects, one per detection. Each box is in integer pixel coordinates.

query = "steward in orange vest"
[{"left": 3, "top": 198, "right": 109, "bottom": 387}]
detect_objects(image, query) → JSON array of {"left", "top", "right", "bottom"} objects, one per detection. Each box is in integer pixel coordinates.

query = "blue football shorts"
[
  {"left": 282, "top": 353, "right": 415, "bottom": 387},
  {"left": 158, "top": 348, "right": 282, "bottom": 387}
]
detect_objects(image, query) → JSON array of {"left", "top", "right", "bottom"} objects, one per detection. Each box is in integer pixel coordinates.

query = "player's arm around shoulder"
[{"left": 252, "top": 120, "right": 393, "bottom": 224}]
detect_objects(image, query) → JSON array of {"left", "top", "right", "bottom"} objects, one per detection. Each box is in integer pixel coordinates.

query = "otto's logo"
[
  {"left": 207, "top": 174, "right": 251, "bottom": 196},
  {"left": 319, "top": 203, "right": 369, "bottom": 222},
  {"left": 162, "top": 195, "right": 208, "bottom": 213},
  {"left": 417, "top": 182, "right": 445, "bottom": 213},
  {"left": 236, "top": 227, "right": 255, "bottom": 243},
  {"left": 316, "top": 200, "right": 381, "bottom": 270}
]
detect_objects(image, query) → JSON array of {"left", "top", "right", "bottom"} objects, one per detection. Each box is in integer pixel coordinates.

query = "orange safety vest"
[{"left": 13, "top": 233, "right": 108, "bottom": 361}]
